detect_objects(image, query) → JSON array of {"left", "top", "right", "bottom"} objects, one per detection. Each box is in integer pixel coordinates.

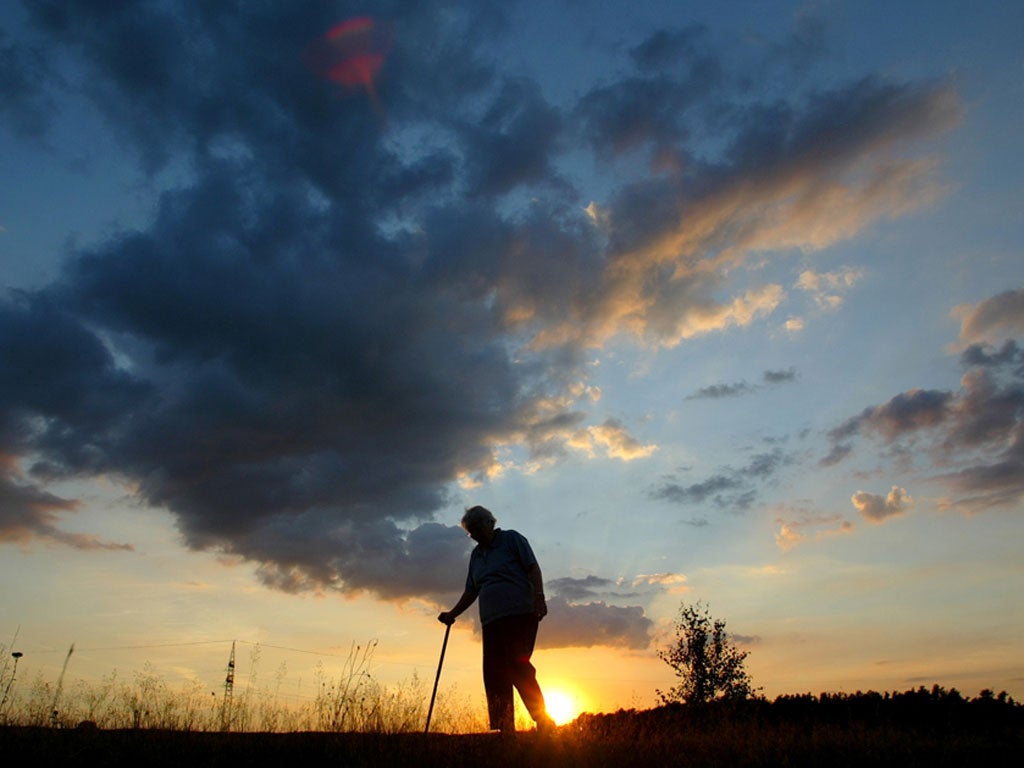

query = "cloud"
[
  {"left": 540, "top": 596, "right": 653, "bottom": 650},
  {"left": 686, "top": 368, "right": 797, "bottom": 399},
  {"left": 252, "top": 520, "right": 473, "bottom": 601},
  {"left": 763, "top": 368, "right": 798, "bottom": 384},
  {"left": 459, "top": 76, "right": 566, "bottom": 197},
  {"left": 828, "top": 388, "right": 954, "bottom": 443},
  {"left": 729, "top": 633, "right": 762, "bottom": 647},
  {"left": 952, "top": 288, "right": 1024, "bottom": 347},
  {"left": 577, "top": 25, "right": 719, "bottom": 159},
  {"left": 632, "top": 572, "right": 689, "bottom": 594},
  {"left": 0, "top": 30, "right": 55, "bottom": 139},
  {"left": 650, "top": 448, "right": 791, "bottom": 513},
  {"left": 852, "top": 486, "right": 913, "bottom": 523},
  {"left": 775, "top": 522, "right": 806, "bottom": 550},
  {"left": 548, "top": 571, "right": 689, "bottom": 603},
  {"left": 651, "top": 473, "right": 746, "bottom": 506},
  {"left": 547, "top": 575, "right": 620, "bottom": 602},
  {"left": 536, "top": 573, "right": 672, "bottom": 649},
  {"left": 0, "top": 3, "right": 961, "bottom": 607},
  {"left": 795, "top": 267, "right": 864, "bottom": 310},
  {"left": 629, "top": 26, "right": 715, "bottom": 75},
  {"left": 784, "top": 316, "right": 806, "bottom": 334},
  {"left": 569, "top": 418, "right": 657, "bottom": 461},
  {"left": 766, "top": 6, "right": 828, "bottom": 75},
  {"left": 824, "top": 296, "right": 1024, "bottom": 513},
  {"left": 774, "top": 502, "right": 854, "bottom": 550},
  {"left": 687, "top": 381, "right": 754, "bottom": 400},
  {"left": 0, "top": 455, "right": 132, "bottom": 551},
  {"left": 819, "top": 442, "right": 853, "bottom": 467},
  {"left": 959, "top": 339, "right": 1023, "bottom": 373}
]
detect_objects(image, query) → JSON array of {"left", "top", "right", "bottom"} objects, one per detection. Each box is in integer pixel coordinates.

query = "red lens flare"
[{"left": 303, "top": 17, "right": 392, "bottom": 106}]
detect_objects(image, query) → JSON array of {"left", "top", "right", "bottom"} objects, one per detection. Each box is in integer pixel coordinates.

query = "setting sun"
[{"left": 544, "top": 688, "right": 584, "bottom": 726}]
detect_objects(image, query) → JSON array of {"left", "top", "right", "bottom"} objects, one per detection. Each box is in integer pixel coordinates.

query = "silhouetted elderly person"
[{"left": 438, "top": 505, "right": 555, "bottom": 735}]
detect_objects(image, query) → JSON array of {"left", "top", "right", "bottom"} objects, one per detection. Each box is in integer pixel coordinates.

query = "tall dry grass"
[{"left": 0, "top": 639, "right": 486, "bottom": 733}]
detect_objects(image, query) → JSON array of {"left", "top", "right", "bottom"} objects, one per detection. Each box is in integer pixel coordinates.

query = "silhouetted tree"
[{"left": 657, "top": 601, "right": 756, "bottom": 705}]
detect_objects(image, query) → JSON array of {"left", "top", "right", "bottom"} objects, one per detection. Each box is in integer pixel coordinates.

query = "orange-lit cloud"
[
  {"left": 795, "top": 267, "right": 864, "bottom": 310},
  {"left": 528, "top": 80, "right": 958, "bottom": 354},
  {"left": 951, "top": 288, "right": 1024, "bottom": 347},
  {"left": 773, "top": 501, "right": 855, "bottom": 550},
  {"left": 775, "top": 522, "right": 806, "bottom": 550},
  {"left": 633, "top": 572, "right": 689, "bottom": 594},
  {"left": 852, "top": 486, "right": 913, "bottom": 523},
  {"left": 571, "top": 418, "right": 657, "bottom": 461}
]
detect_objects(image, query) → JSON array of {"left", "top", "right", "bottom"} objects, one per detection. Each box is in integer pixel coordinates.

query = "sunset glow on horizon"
[{"left": 543, "top": 688, "right": 586, "bottom": 726}]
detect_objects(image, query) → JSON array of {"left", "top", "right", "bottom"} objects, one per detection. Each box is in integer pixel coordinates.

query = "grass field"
[
  {"left": 2, "top": 690, "right": 1021, "bottom": 767},
  {"left": 0, "top": 719, "right": 1018, "bottom": 768}
]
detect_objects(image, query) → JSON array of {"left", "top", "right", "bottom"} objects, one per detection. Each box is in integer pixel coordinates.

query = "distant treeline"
[{"left": 576, "top": 685, "right": 1023, "bottom": 735}]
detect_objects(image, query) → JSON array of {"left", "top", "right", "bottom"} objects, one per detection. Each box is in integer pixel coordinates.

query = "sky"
[{"left": 1, "top": 0, "right": 1023, "bottom": 723}]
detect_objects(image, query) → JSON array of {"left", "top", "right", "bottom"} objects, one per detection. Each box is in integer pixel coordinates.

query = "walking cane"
[{"left": 424, "top": 621, "right": 451, "bottom": 734}]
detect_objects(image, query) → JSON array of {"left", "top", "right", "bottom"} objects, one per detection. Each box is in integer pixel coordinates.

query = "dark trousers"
[{"left": 481, "top": 613, "right": 547, "bottom": 731}]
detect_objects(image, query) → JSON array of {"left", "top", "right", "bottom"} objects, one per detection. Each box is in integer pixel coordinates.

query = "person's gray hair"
[{"left": 461, "top": 505, "right": 496, "bottom": 531}]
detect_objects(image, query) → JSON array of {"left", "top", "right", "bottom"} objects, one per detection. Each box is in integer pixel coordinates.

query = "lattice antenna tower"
[{"left": 220, "top": 640, "right": 236, "bottom": 731}]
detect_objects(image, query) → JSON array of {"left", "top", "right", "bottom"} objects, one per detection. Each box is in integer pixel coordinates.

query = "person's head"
[{"left": 461, "top": 505, "right": 496, "bottom": 541}]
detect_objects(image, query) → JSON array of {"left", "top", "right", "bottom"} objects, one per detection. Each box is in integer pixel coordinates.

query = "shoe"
[{"left": 535, "top": 715, "right": 557, "bottom": 735}]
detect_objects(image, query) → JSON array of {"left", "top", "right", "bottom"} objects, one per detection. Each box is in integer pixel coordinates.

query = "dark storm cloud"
[
  {"left": 0, "top": 30, "right": 54, "bottom": 139},
  {"left": 575, "top": 76, "right": 700, "bottom": 165},
  {"left": 823, "top": 292, "right": 1024, "bottom": 512},
  {"left": 572, "top": 26, "right": 722, "bottom": 167},
  {"left": 725, "top": 74, "right": 957, "bottom": 175},
  {"left": 0, "top": 292, "right": 150, "bottom": 455},
  {"left": 0, "top": 1, "right": 962, "bottom": 637},
  {"left": 252, "top": 520, "right": 472, "bottom": 600},
  {"left": 629, "top": 26, "right": 712, "bottom": 73},
  {"left": 458, "top": 76, "right": 566, "bottom": 197},
  {"left": 767, "top": 6, "right": 828, "bottom": 75}
]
